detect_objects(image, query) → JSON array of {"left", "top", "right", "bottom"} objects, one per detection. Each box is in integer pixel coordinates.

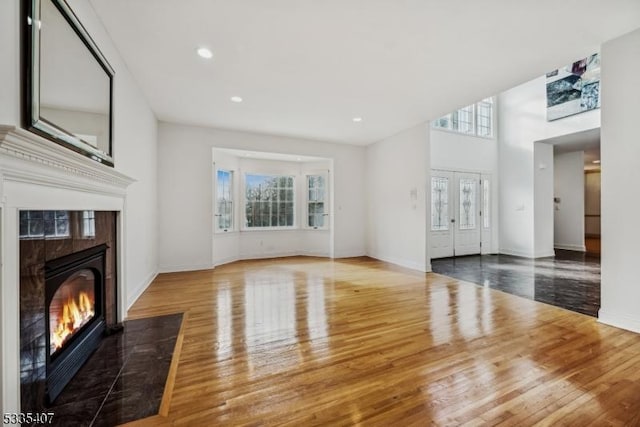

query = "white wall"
[
  {"left": 430, "top": 128, "right": 500, "bottom": 253},
  {"left": 431, "top": 130, "right": 497, "bottom": 172},
  {"left": 158, "top": 122, "right": 366, "bottom": 272},
  {"left": 600, "top": 27, "right": 640, "bottom": 333},
  {"left": 65, "top": 1, "right": 159, "bottom": 308},
  {"left": 498, "top": 75, "right": 600, "bottom": 257},
  {"left": 366, "top": 123, "right": 430, "bottom": 272},
  {"left": 0, "top": 1, "right": 20, "bottom": 126},
  {"left": 554, "top": 151, "right": 585, "bottom": 251},
  {"left": 533, "top": 142, "right": 555, "bottom": 257},
  {"left": 211, "top": 154, "right": 332, "bottom": 267},
  {"left": 585, "top": 171, "right": 601, "bottom": 236},
  {"left": 0, "top": 0, "right": 158, "bottom": 413},
  {"left": 0, "top": 0, "right": 159, "bottom": 310}
]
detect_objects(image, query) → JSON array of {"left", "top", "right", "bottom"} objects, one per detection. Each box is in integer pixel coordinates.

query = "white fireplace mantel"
[{"left": 0, "top": 124, "right": 135, "bottom": 415}]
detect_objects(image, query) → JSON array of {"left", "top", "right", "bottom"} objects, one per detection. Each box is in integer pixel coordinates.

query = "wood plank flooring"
[{"left": 125, "top": 256, "right": 640, "bottom": 426}]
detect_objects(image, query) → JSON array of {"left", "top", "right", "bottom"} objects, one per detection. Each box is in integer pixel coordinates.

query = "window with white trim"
[
  {"left": 245, "top": 174, "right": 295, "bottom": 228},
  {"left": 432, "top": 97, "right": 494, "bottom": 137},
  {"left": 216, "top": 169, "right": 233, "bottom": 231},
  {"left": 453, "top": 105, "right": 474, "bottom": 134},
  {"left": 476, "top": 98, "right": 494, "bottom": 138},
  {"left": 306, "top": 174, "right": 328, "bottom": 229}
]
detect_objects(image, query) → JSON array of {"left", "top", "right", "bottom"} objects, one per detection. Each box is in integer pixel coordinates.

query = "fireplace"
[
  {"left": 19, "top": 210, "right": 119, "bottom": 413},
  {"left": 44, "top": 244, "right": 107, "bottom": 403}
]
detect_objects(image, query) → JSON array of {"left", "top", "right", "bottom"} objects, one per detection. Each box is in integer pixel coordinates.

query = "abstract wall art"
[{"left": 546, "top": 53, "right": 600, "bottom": 121}]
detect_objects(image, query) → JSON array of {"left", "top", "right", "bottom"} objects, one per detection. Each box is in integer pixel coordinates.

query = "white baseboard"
[
  {"left": 127, "top": 270, "right": 158, "bottom": 310},
  {"left": 598, "top": 309, "right": 640, "bottom": 334},
  {"left": 367, "top": 252, "right": 428, "bottom": 273},
  {"left": 158, "top": 263, "right": 215, "bottom": 273},
  {"left": 213, "top": 255, "right": 240, "bottom": 268},
  {"left": 499, "top": 247, "right": 534, "bottom": 258},
  {"left": 240, "top": 251, "right": 299, "bottom": 260},
  {"left": 299, "top": 250, "right": 331, "bottom": 258},
  {"left": 533, "top": 250, "right": 556, "bottom": 258},
  {"left": 333, "top": 249, "right": 367, "bottom": 258},
  {"left": 554, "top": 243, "right": 586, "bottom": 252}
]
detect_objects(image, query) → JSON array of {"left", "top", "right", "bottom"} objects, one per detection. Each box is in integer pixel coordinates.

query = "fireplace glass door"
[{"left": 49, "top": 269, "right": 96, "bottom": 357}]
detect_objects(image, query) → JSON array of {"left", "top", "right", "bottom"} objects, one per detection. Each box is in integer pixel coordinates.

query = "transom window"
[
  {"left": 432, "top": 97, "right": 494, "bottom": 138},
  {"left": 216, "top": 169, "right": 233, "bottom": 231},
  {"left": 245, "top": 174, "right": 295, "bottom": 228},
  {"left": 307, "top": 175, "right": 327, "bottom": 229}
]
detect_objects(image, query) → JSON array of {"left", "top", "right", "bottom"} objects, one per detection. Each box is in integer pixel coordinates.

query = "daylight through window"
[
  {"left": 307, "top": 175, "right": 326, "bottom": 228},
  {"left": 245, "top": 174, "right": 295, "bottom": 228},
  {"left": 217, "top": 170, "right": 233, "bottom": 231},
  {"left": 432, "top": 97, "right": 494, "bottom": 137}
]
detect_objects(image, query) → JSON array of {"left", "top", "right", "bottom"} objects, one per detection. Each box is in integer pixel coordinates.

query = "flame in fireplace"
[{"left": 51, "top": 291, "right": 95, "bottom": 352}]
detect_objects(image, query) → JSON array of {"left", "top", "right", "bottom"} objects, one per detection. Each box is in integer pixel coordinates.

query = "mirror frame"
[{"left": 23, "top": 0, "right": 115, "bottom": 167}]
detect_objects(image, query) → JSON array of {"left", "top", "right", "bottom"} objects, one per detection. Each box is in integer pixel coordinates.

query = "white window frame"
[
  {"left": 432, "top": 97, "right": 495, "bottom": 139},
  {"left": 305, "top": 172, "right": 329, "bottom": 230},
  {"left": 215, "top": 169, "right": 234, "bottom": 233},
  {"left": 242, "top": 173, "right": 297, "bottom": 230},
  {"left": 476, "top": 98, "right": 494, "bottom": 138}
]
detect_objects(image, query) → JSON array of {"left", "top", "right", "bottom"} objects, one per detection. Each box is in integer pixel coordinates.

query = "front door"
[{"left": 430, "top": 170, "right": 483, "bottom": 258}]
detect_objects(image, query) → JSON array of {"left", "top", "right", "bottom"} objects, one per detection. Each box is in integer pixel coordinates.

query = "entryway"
[{"left": 430, "top": 169, "right": 491, "bottom": 258}]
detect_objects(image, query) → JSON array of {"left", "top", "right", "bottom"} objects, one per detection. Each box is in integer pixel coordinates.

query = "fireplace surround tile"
[
  {"left": 19, "top": 211, "right": 118, "bottom": 414},
  {"left": 48, "top": 313, "right": 184, "bottom": 427}
]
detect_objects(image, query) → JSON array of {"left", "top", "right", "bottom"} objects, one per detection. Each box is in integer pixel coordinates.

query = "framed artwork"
[{"left": 546, "top": 53, "right": 600, "bottom": 121}]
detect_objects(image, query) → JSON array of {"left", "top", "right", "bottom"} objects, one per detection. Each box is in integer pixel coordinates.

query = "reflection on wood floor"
[
  {"left": 125, "top": 256, "right": 640, "bottom": 426},
  {"left": 585, "top": 236, "right": 601, "bottom": 255}
]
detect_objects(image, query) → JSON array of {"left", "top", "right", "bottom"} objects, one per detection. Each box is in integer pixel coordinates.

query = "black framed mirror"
[{"left": 24, "top": 0, "right": 115, "bottom": 167}]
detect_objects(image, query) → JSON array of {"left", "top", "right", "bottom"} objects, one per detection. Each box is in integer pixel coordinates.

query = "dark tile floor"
[
  {"left": 46, "top": 313, "right": 183, "bottom": 427},
  {"left": 431, "top": 250, "right": 601, "bottom": 317}
]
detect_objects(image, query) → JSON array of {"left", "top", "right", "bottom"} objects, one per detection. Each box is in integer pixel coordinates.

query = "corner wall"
[
  {"left": 599, "top": 27, "right": 640, "bottom": 333},
  {"left": 366, "top": 123, "right": 430, "bottom": 272},
  {"left": 498, "top": 75, "right": 599, "bottom": 257},
  {"left": 0, "top": 0, "right": 159, "bottom": 312},
  {"left": 554, "top": 151, "right": 585, "bottom": 251},
  {"left": 211, "top": 153, "right": 332, "bottom": 267},
  {"left": 157, "top": 122, "right": 366, "bottom": 272},
  {"left": 430, "top": 128, "right": 500, "bottom": 254},
  {"left": 533, "top": 142, "right": 555, "bottom": 257}
]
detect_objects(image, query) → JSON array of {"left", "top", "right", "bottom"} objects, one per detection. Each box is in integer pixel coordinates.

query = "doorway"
[{"left": 430, "top": 170, "right": 491, "bottom": 258}]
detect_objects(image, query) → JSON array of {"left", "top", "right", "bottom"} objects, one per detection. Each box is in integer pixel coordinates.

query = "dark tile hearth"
[
  {"left": 431, "top": 250, "right": 600, "bottom": 317},
  {"left": 45, "top": 313, "right": 184, "bottom": 427}
]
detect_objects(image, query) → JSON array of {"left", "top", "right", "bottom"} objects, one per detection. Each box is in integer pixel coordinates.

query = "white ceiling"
[
  {"left": 89, "top": 0, "right": 640, "bottom": 145},
  {"left": 214, "top": 148, "right": 327, "bottom": 163}
]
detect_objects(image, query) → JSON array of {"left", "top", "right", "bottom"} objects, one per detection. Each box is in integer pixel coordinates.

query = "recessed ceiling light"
[
  {"left": 230, "top": 96, "right": 243, "bottom": 103},
  {"left": 196, "top": 47, "right": 213, "bottom": 59},
  {"left": 593, "top": 160, "right": 601, "bottom": 164},
  {"left": 352, "top": 117, "right": 363, "bottom": 123}
]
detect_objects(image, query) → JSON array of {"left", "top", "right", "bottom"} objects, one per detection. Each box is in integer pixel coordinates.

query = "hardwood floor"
[{"left": 126, "top": 256, "right": 640, "bottom": 426}]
